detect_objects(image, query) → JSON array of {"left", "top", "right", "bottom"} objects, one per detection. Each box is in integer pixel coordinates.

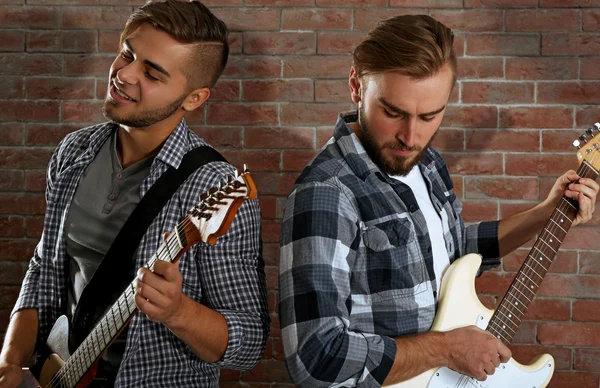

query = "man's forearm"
[
  {"left": 382, "top": 331, "right": 448, "bottom": 385},
  {"left": 0, "top": 309, "right": 39, "bottom": 366},
  {"left": 163, "top": 295, "right": 228, "bottom": 363},
  {"left": 497, "top": 201, "right": 554, "bottom": 257}
]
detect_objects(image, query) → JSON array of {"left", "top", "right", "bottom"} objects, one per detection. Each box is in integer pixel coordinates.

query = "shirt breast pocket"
[{"left": 362, "top": 218, "right": 428, "bottom": 298}]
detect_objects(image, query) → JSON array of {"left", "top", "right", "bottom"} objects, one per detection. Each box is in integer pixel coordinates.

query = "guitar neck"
[
  {"left": 487, "top": 161, "right": 598, "bottom": 345},
  {"left": 51, "top": 223, "right": 190, "bottom": 387}
]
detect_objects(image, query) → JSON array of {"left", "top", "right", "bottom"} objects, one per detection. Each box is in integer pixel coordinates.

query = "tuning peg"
[
  {"left": 579, "top": 134, "right": 588, "bottom": 143},
  {"left": 587, "top": 127, "right": 595, "bottom": 136},
  {"left": 595, "top": 122, "right": 600, "bottom": 130},
  {"left": 243, "top": 163, "right": 249, "bottom": 173},
  {"left": 573, "top": 139, "right": 581, "bottom": 149},
  {"left": 234, "top": 169, "right": 239, "bottom": 178}
]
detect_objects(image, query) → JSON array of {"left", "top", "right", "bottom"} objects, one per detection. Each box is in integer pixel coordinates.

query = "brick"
[
  {"left": 475, "top": 271, "right": 515, "bottom": 295},
  {"left": 539, "top": 274, "right": 600, "bottom": 297},
  {"left": 60, "top": 7, "right": 131, "bottom": 29},
  {"left": 454, "top": 34, "right": 465, "bottom": 57},
  {"left": 241, "top": 359, "right": 291, "bottom": 383},
  {"left": 450, "top": 175, "right": 463, "bottom": 198},
  {"left": 263, "top": 243, "right": 280, "bottom": 267},
  {"left": 26, "top": 215, "right": 44, "bottom": 238},
  {"left": 539, "top": 322, "right": 600, "bottom": 346},
  {"left": 0, "top": 261, "right": 26, "bottom": 285},
  {"left": 317, "top": 127, "right": 334, "bottom": 148},
  {"left": 207, "top": 103, "right": 278, "bottom": 125},
  {"left": 99, "top": 30, "right": 121, "bottom": 53},
  {"left": 581, "top": 58, "right": 600, "bottom": 80},
  {"left": 25, "top": 170, "right": 46, "bottom": 192},
  {"left": 541, "top": 0, "right": 600, "bottom": 5},
  {"left": 0, "top": 100, "right": 59, "bottom": 122},
  {"left": 281, "top": 103, "right": 351, "bottom": 125},
  {"left": 575, "top": 349, "right": 600, "bottom": 372},
  {"left": 245, "top": 0, "right": 311, "bottom": 4},
  {"left": 62, "top": 101, "right": 105, "bottom": 123},
  {"left": 538, "top": 82, "right": 600, "bottom": 105},
  {"left": 462, "top": 82, "right": 534, "bottom": 104},
  {"left": 269, "top": 311, "right": 280, "bottom": 336},
  {"left": 318, "top": 0, "right": 385, "bottom": 5},
  {"left": 282, "top": 150, "right": 319, "bottom": 172},
  {"left": 222, "top": 56, "right": 281, "bottom": 78},
  {"left": 0, "top": 286, "right": 19, "bottom": 309},
  {"left": 0, "top": 216, "right": 24, "bottom": 237},
  {"left": 0, "top": 31, "right": 24, "bottom": 51},
  {"left": 542, "top": 130, "right": 582, "bottom": 152},
  {"left": 442, "top": 106, "right": 497, "bottom": 128},
  {"left": 318, "top": 32, "right": 365, "bottom": 55},
  {"left": 0, "top": 6, "right": 58, "bottom": 28},
  {"left": 246, "top": 127, "right": 315, "bottom": 149},
  {"left": 99, "top": 0, "right": 144, "bottom": 4},
  {"left": 460, "top": 201, "right": 499, "bottom": 222},
  {"left": 574, "top": 300, "right": 600, "bottom": 322},
  {"left": 25, "top": 77, "right": 95, "bottom": 100},
  {"left": 183, "top": 105, "right": 206, "bottom": 125},
  {"left": 315, "top": 80, "right": 350, "bottom": 103},
  {"left": 466, "top": 0, "right": 537, "bottom": 6},
  {"left": 506, "top": 58, "right": 579, "bottom": 80},
  {"left": 576, "top": 106, "right": 600, "bottom": 128},
  {"left": 208, "top": 80, "right": 240, "bottom": 102},
  {"left": 506, "top": 154, "right": 575, "bottom": 176},
  {"left": 0, "top": 148, "right": 53, "bottom": 169},
  {"left": 354, "top": 8, "right": 426, "bottom": 31},
  {"left": 189, "top": 126, "right": 243, "bottom": 148},
  {"left": 457, "top": 58, "right": 503, "bottom": 79},
  {"left": 431, "top": 128, "right": 464, "bottom": 151},
  {"left": 27, "top": 0, "right": 96, "bottom": 4},
  {"left": 282, "top": 9, "right": 352, "bottom": 30},
  {"left": 218, "top": 369, "right": 241, "bottom": 382},
  {"left": 583, "top": 9, "right": 600, "bottom": 31},
  {"left": 467, "top": 34, "right": 540, "bottom": 56},
  {"left": 0, "top": 77, "right": 23, "bottom": 99},
  {"left": 243, "top": 32, "right": 315, "bottom": 55},
  {"left": 64, "top": 54, "right": 116, "bottom": 76},
  {"left": 512, "top": 321, "right": 537, "bottom": 345},
  {"left": 26, "top": 123, "right": 80, "bottom": 146},
  {"left": 0, "top": 54, "right": 61, "bottom": 76},
  {"left": 507, "top": 9, "right": 580, "bottom": 32},
  {"left": 283, "top": 56, "right": 351, "bottom": 78},
  {"left": 444, "top": 152, "right": 503, "bottom": 175},
  {"left": 503, "top": 249, "right": 578, "bottom": 274},
  {"left": 220, "top": 150, "right": 280, "bottom": 172},
  {"left": 500, "top": 107, "right": 573, "bottom": 129},
  {"left": 228, "top": 32, "right": 242, "bottom": 55},
  {"left": 550, "top": 372, "right": 600, "bottom": 388},
  {"left": 27, "top": 30, "right": 97, "bottom": 52},
  {"left": 251, "top": 172, "right": 298, "bottom": 196},
  {"left": 391, "top": 0, "right": 461, "bottom": 6},
  {"left": 0, "top": 193, "right": 45, "bottom": 215},
  {"left": 580, "top": 251, "right": 600, "bottom": 275},
  {"left": 262, "top": 220, "right": 281, "bottom": 244},
  {"left": 0, "top": 123, "right": 23, "bottom": 145},
  {"left": 524, "top": 298, "right": 571, "bottom": 321},
  {"left": 430, "top": 10, "right": 503, "bottom": 32},
  {"left": 242, "top": 80, "right": 313, "bottom": 102},
  {"left": 465, "top": 177, "right": 538, "bottom": 200},
  {"left": 0, "top": 171, "right": 23, "bottom": 191},
  {"left": 467, "top": 129, "right": 539, "bottom": 152},
  {"left": 213, "top": 8, "right": 279, "bottom": 31},
  {"left": 259, "top": 196, "right": 277, "bottom": 220},
  {"left": 510, "top": 345, "right": 571, "bottom": 371},
  {"left": 543, "top": 34, "right": 600, "bottom": 56},
  {"left": 0, "top": 240, "right": 38, "bottom": 261}
]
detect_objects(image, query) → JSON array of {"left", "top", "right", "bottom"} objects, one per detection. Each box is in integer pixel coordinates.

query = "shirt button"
[
  {"left": 409, "top": 204, "right": 417, "bottom": 212},
  {"left": 116, "top": 173, "right": 123, "bottom": 180},
  {"left": 109, "top": 193, "right": 116, "bottom": 200}
]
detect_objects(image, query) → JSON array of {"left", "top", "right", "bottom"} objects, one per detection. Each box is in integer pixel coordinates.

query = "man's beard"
[
  {"left": 357, "top": 104, "right": 435, "bottom": 176},
  {"left": 102, "top": 91, "right": 187, "bottom": 128}
]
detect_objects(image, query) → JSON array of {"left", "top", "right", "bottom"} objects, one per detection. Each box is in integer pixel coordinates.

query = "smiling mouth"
[{"left": 112, "top": 82, "right": 136, "bottom": 102}]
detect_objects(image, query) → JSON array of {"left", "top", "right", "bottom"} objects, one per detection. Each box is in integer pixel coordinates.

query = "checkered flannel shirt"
[
  {"left": 279, "top": 111, "right": 500, "bottom": 387},
  {"left": 13, "top": 119, "right": 270, "bottom": 387}
]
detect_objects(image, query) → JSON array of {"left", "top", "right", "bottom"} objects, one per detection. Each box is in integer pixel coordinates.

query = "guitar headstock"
[
  {"left": 182, "top": 165, "right": 257, "bottom": 246},
  {"left": 574, "top": 122, "right": 600, "bottom": 171}
]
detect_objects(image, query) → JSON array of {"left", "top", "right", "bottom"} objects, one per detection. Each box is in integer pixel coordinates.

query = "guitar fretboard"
[{"left": 486, "top": 161, "right": 598, "bottom": 345}]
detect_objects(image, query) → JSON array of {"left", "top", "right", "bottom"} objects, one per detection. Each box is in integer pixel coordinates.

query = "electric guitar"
[
  {"left": 385, "top": 124, "right": 600, "bottom": 388},
  {"left": 18, "top": 166, "right": 258, "bottom": 388}
]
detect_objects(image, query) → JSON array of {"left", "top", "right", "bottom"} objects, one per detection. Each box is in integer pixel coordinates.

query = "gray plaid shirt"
[
  {"left": 13, "top": 119, "right": 269, "bottom": 387},
  {"left": 279, "top": 111, "right": 500, "bottom": 387}
]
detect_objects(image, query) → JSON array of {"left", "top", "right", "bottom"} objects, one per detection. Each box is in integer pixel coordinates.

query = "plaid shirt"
[
  {"left": 13, "top": 119, "right": 269, "bottom": 387},
  {"left": 279, "top": 111, "right": 500, "bottom": 387}
]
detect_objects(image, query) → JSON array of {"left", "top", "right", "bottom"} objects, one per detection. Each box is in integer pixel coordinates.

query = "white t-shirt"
[{"left": 392, "top": 166, "right": 450, "bottom": 295}]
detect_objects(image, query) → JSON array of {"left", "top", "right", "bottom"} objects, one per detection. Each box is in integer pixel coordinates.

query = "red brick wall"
[{"left": 2, "top": 1, "right": 600, "bottom": 387}]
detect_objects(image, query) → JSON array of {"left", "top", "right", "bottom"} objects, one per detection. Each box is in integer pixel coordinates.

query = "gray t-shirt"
[{"left": 64, "top": 130, "right": 154, "bottom": 384}]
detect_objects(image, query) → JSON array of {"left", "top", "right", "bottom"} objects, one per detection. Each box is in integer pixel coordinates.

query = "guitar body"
[
  {"left": 385, "top": 254, "right": 554, "bottom": 388},
  {"left": 19, "top": 316, "right": 99, "bottom": 388}
]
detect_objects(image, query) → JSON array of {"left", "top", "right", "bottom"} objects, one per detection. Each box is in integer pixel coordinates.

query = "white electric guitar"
[{"left": 386, "top": 123, "right": 600, "bottom": 388}]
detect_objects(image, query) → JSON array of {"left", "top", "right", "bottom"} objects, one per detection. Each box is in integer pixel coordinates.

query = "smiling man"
[
  {"left": 0, "top": 1, "right": 269, "bottom": 387},
  {"left": 279, "top": 15, "right": 599, "bottom": 387}
]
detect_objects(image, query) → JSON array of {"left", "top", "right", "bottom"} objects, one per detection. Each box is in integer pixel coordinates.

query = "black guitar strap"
[{"left": 70, "top": 145, "right": 228, "bottom": 350}]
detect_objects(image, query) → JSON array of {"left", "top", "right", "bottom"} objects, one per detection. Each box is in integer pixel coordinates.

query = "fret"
[
  {"left": 512, "top": 282, "right": 533, "bottom": 303},
  {"left": 539, "top": 238, "right": 557, "bottom": 254},
  {"left": 488, "top": 314, "right": 517, "bottom": 335},
  {"left": 499, "top": 297, "right": 524, "bottom": 317},
  {"left": 495, "top": 307, "right": 521, "bottom": 331},
  {"left": 555, "top": 208, "right": 573, "bottom": 223},
  {"left": 523, "top": 261, "right": 544, "bottom": 280},
  {"left": 175, "top": 227, "right": 184, "bottom": 249},
  {"left": 165, "top": 239, "right": 176, "bottom": 262},
  {"left": 544, "top": 229, "right": 562, "bottom": 244},
  {"left": 532, "top": 247, "right": 551, "bottom": 269},
  {"left": 488, "top": 320, "right": 513, "bottom": 337},
  {"left": 489, "top": 327, "right": 509, "bottom": 343},
  {"left": 507, "top": 290, "right": 528, "bottom": 313},
  {"left": 549, "top": 218, "right": 567, "bottom": 234},
  {"left": 563, "top": 199, "right": 577, "bottom": 210},
  {"left": 519, "top": 271, "right": 539, "bottom": 288}
]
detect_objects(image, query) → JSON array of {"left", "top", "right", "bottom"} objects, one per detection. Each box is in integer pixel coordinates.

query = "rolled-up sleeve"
[
  {"left": 279, "top": 181, "right": 396, "bottom": 388},
  {"left": 197, "top": 198, "right": 270, "bottom": 370}
]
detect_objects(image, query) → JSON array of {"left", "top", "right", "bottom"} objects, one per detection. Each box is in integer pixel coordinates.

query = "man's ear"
[
  {"left": 181, "top": 88, "right": 210, "bottom": 112},
  {"left": 349, "top": 67, "right": 362, "bottom": 104}
]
